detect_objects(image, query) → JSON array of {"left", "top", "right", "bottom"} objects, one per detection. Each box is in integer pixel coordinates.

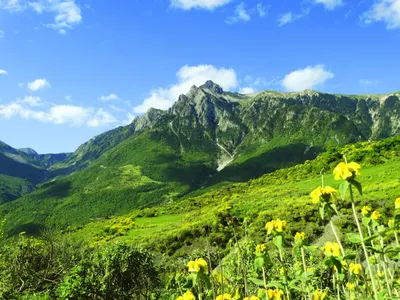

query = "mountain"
[
  {"left": 1, "top": 81, "right": 399, "bottom": 234},
  {"left": 0, "top": 141, "right": 71, "bottom": 203}
]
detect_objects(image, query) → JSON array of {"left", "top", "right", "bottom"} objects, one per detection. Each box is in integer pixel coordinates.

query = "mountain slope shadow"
[{"left": 208, "top": 143, "right": 322, "bottom": 185}]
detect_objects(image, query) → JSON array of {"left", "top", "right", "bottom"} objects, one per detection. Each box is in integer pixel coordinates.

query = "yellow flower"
[
  {"left": 216, "top": 294, "right": 232, "bottom": 300},
  {"left": 395, "top": 198, "right": 400, "bottom": 209},
  {"left": 378, "top": 271, "right": 385, "bottom": 278},
  {"left": 371, "top": 210, "right": 381, "bottom": 221},
  {"left": 295, "top": 232, "right": 305, "bottom": 241},
  {"left": 346, "top": 282, "right": 355, "bottom": 290},
  {"left": 196, "top": 258, "right": 208, "bottom": 273},
  {"left": 267, "top": 289, "right": 284, "bottom": 300},
  {"left": 361, "top": 205, "right": 372, "bottom": 216},
  {"left": 333, "top": 161, "right": 360, "bottom": 180},
  {"left": 177, "top": 291, "right": 196, "bottom": 300},
  {"left": 19, "top": 231, "right": 26, "bottom": 235},
  {"left": 187, "top": 261, "right": 200, "bottom": 273},
  {"left": 275, "top": 219, "right": 287, "bottom": 232},
  {"left": 349, "top": 263, "right": 363, "bottom": 275},
  {"left": 313, "top": 289, "right": 327, "bottom": 300},
  {"left": 265, "top": 220, "right": 276, "bottom": 235},
  {"left": 265, "top": 219, "right": 287, "bottom": 234},
  {"left": 256, "top": 244, "right": 266, "bottom": 253},
  {"left": 322, "top": 242, "right": 341, "bottom": 257},
  {"left": 243, "top": 297, "right": 260, "bottom": 300},
  {"left": 310, "top": 186, "right": 337, "bottom": 204}
]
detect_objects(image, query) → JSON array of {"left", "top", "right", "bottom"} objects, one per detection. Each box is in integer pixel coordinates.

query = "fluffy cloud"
[
  {"left": 16, "top": 95, "right": 42, "bottom": 106},
  {"left": 133, "top": 64, "right": 238, "bottom": 114},
  {"left": 278, "top": 9, "right": 310, "bottom": 26},
  {"left": 281, "top": 65, "right": 334, "bottom": 91},
  {"left": 99, "top": 93, "right": 119, "bottom": 101},
  {"left": 362, "top": 0, "right": 400, "bottom": 29},
  {"left": 226, "top": 2, "right": 251, "bottom": 24},
  {"left": 0, "top": 0, "right": 82, "bottom": 34},
  {"left": 170, "top": 0, "right": 231, "bottom": 10},
  {"left": 256, "top": 3, "right": 269, "bottom": 18},
  {"left": 314, "top": 0, "right": 343, "bottom": 10},
  {"left": 239, "top": 87, "right": 256, "bottom": 94},
  {"left": 0, "top": 69, "right": 7, "bottom": 75},
  {"left": 27, "top": 78, "right": 51, "bottom": 92},
  {"left": 0, "top": 98, "right": 117, "bottom": 127}
]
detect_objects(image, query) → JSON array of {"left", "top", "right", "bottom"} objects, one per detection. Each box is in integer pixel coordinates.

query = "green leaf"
[
  {"left": 347, "top": 232, "right": 362, "bottom": 244},
  {"left": 266, "top": 281, "right": 285, "bottom": 290},
  {"left": 362, "top": 217, "right": 371, "bottom": 227},
  {"left": 273, "top": 235, "right": 283, "bottom": 250},
  {"left": 249, "top": 277, "right": 266, "bottom": 287},
  {"left": 319, "top": 203, "right": 325, "bottom": 220},
  {"left": 339, "top": 181, "right": 350, "bottom": 200},
  {"left": 254, "top": 257, "right": 265, "bottom": 271},
  {"left": 348, "top": 179, "right": 362, "bottom": 196}
]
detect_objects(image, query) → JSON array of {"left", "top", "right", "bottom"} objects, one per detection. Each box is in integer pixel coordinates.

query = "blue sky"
[{"left": 0, "top": 0, "right": 400, "bottom": 154}]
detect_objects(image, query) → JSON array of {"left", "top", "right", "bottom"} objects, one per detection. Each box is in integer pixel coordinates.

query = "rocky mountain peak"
[{"left": 200, "top": 80, "right": 224, "bottom": 94}]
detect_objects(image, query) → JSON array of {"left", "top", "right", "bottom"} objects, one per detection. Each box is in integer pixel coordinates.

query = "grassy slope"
[{"left": 69, "top": 137, "right": 400, "bottom": 256}]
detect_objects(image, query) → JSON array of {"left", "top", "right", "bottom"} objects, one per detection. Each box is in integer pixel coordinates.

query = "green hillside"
[{"left": 1, "top": 84, "right": 400, "bottom": 236}]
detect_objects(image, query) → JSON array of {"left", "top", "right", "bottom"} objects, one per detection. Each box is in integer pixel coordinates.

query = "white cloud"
[
  {"left": 170, "top": 0, "right": 231, "bottom": 10},
  {"left": 0, "top": 97, "right": 118, "bottom": 127},
  {"left": 0, "top": 0, "right": 23, "bottom": 11},
  {"left": 16, "top": 95, "right": 42, "bottom": 106},
  {"left": 27, "top": 78, "right": 51, "bottom": 92},
  {"left": 226, "top": 2, "right": 250, "bottom": 24},
  {"left": 281, "top": 65, "right": 334, "bottom": 91},
  {"left": 0, "top": 30, "right": 5, "bottom": 39},
  {"left": 278, "top": 9, "right": 310, "bottom": 26},
  {"left": 0, "top": 0, "right": 82, "bottom": 34},
  {"left": 362, "top": 0, "right": 400, "bottom": 29},
  {"left": 239, "top": 87, "right": 256, "bottom": 94},
  {"left": 314, "top": 0, "right": 343, "bottom": 10},
  {"left": 0, "top": 69, "right": 7, "bottom": 75},
  {"left": 256, "top": 3, "right": 270, "bottom": 18},
  {"left": 133, "top": 64, "right": 238, "bottom": 114},
  {"left": 87, "top": 108, "right": 117, "bottom": 127},
  {"left": 99, "top": 93, "right": 119, "bottom": 101}
]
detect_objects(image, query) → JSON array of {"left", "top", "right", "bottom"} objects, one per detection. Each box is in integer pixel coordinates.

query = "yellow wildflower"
[
  {"left": 243, "top": 297, "right": 260, "bottom": 300},
  {"left": 349, "top": 263, "right": 362, "bottom": 275},
  {"left": 265, "top": 219, "right": 287, "bottom": 234},
  {"left": 333, "top": 161, "right": 360, "bottom": 180},
  {"left": 19, "top": 231, "right": 26, "bottom": 235},
  {"left": 256, "top": 244, "right": 266, "bottom": 254},
  {"left": 195, "top": 258, "right": 208, "bottom": 273},
  {"left": 371, "top": 210, "right": 381, "bottom": 221},
  {"left": 346, "top": 282, "right": 355, "bottom": 290},
  {"left": 265, "top": 220, "right": 276, "bottom": 235},
  {"left": 378, "top": 271, "right": 385, "bottom": 278},
  {"left": 310, "top": 186, "right": 337, "bottom": 204},
  {"left": 361, "top": 205, "right": 372, "bottom": 216},
  {"left": 177, "top": 291, "right": 196, "bottom": 300},
  {"left": 313, "top": 289, "right": 327, "bottom": 300},
  {"left": 275, "top": 219, "right": 287, "bottom": 232},
  {"left": 295, "top": 232, "right": 305, "bottom": 241},
  {"left": 187, "top": 261, "right": 200, "bottom": 273},
  {"left": 395, "top": 197, "right": 400, "bottom": 209},
  {"left": 267, "top": 289, "right": 284, "bottom": 300},
  {"left": 216, "top": 294, "right": 232, "bottom": 300},
  {"left": 322, "top": 242, "right": 341, "bottom": 257}
]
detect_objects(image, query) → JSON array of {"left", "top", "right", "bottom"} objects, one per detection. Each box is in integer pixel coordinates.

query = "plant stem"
[
  {"left": 379, "top": 236, "right": 392, "bottom": 297},
  {"left": 301, "top": 247, "right": 311, "bottom": 300},
  {"left": 262, "top": 267, "right": 269, "bottom": 300},
  {"left": 278, "top": 248, "right": 291, "bottom": 300},
  {"left": 206, "top": 236, "right": 217, "bottom": 299},
  {"left": 350, "top": 186, "right": 378, "bottom": 300},
  {"left": 330, "top": 220, "right": 345, "bottom": 257}
]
